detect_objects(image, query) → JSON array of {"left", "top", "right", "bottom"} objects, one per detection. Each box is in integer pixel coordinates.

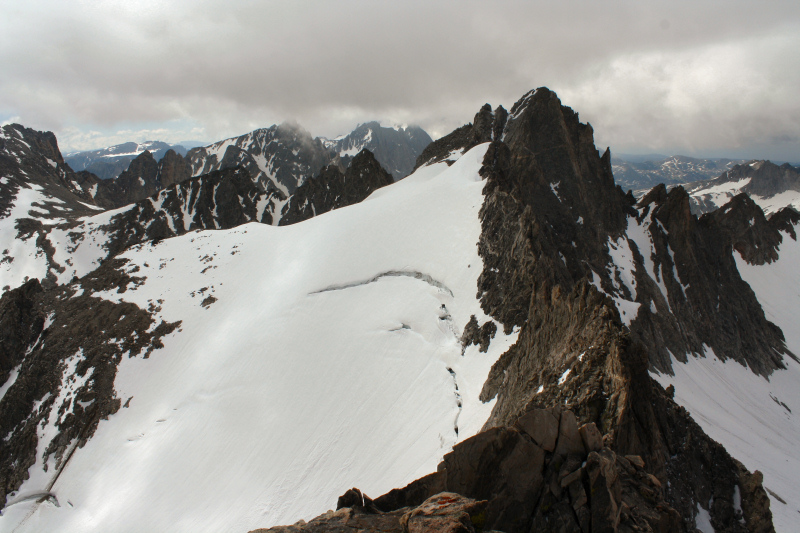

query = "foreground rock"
[{"left": 250, "top": 492, "right": 489, "bottom": 533}]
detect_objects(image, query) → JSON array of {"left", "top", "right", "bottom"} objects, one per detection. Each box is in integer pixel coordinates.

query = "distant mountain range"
[
  {"left": 611, "top": 154, "right": 746, "bottom": 191},
  {"left": 65, "top": 141, "right": 188, "bottom": 180},
  {"left": 686, "top": 160, "right": 800, "bottom": 215}
]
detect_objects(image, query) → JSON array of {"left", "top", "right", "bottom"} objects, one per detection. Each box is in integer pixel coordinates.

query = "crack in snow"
[
  {"left": 446, "top": 367, "right": 462, "bottom": 437},
  {"left": 310, "top": 270, "right": 454, "bottom": 297}
]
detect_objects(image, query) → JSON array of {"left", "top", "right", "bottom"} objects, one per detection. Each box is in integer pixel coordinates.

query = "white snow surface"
[
  {"left": 653, "top": 225, "right": 800, "bottom": 532},
  {"left": 0, "top": 143, "right": 519, "bottom": 532},
  {"left": 0, "top": 185, "right": 65, "bottom": 290},
  {"left": 689, "top": 177, "right": 800, "bottom": 215}
]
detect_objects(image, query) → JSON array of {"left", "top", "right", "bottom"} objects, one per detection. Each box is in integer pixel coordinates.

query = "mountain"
[
  {"left": 185, "top": 122, "right": 336, "bottom": 197},
  {"left": 185, "top": 121, "right": 432, "bottom": 197},
  {"left": 0, "top": 125, "right": 392, "bottom": 294},
  {"left": 612, "top": 154, "right": 745, "bottom": 191},
  {"left": 81, "top": 149, "right": 194, "bottom": 209},
  {"left": 65, "top": 141, "right": 188, "bottom": 181},
  {"left": 320, "top": 122, "right": 433, "bottom": 180},
  {"left": 1, "top": 88, "right": 799, "bottom": 533},
  {"left": 686, "top": 160, "right": 800, "bottom": 215}
]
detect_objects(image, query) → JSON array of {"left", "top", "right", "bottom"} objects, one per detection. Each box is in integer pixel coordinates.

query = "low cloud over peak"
[{"left": 2, "top": 0, "right": 798, "bottom": 160}]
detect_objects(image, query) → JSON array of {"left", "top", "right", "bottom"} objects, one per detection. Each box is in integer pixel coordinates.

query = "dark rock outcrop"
[
  {"left": 373, "top": 404, "right": 766, "bottom": 533},
  {"left": 279, "top": 149, "right": 394, "bottom": 226},
  {"left": 250, "top": 492, "right": 490, "bottom": 533},
  {"left": 89, "top": 149, "right": 193, "bottom": 209},
  {"left": 0, "top": 261, "right": 180, "bottom": 505},
  {"left": 0, "top": 280, "right": 44, "bottom": 387},
  {"left": 464, "top": 88, "right": 778, "bottom": 531},
  {"left": 323, "top": 122, "right": 432, "bottom": 180},
  {"left": 413, "top": 104, "right": 507, "bottom": 171}
]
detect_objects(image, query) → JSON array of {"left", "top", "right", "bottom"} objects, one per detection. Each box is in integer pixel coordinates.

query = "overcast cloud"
[{"left": 1, "top": 0, "right": 799, "bottom": 160}]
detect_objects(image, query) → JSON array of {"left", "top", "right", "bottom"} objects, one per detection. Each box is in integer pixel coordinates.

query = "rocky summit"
[{"left": 0, "top": 87, "right": 798, "bottom": 533}]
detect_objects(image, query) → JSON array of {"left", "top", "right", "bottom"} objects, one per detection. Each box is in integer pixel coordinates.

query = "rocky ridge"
[
  {"left": 65, "top": 140, "right": 188, "bottom": 181},
  {"left": 279, "top": 149, "right": 394, "bottom": 226},
  {"left": 686, "top": 160, "right": 800, "bottom": 215},
  {"left": 259, "top": 88, "right": 786, "bottom": 532},
  {"left": 612, "top": 155, "right": 745, "bottom": 192},
  {"left": 0, "top": 124, "right": 102, "bottom": 218},
  {"left": 75, "top": 148, "right": 194, "bottom": 209},
  {"left": 186, "top": 122, "right": 334, "bottom": 197},
  {"left": 321, "top": 122, "right": 432, "bottom": 180}
]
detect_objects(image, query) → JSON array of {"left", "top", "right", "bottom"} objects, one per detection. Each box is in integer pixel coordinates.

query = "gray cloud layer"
[{"left": 2, "top": 0, "right": 799, "bottom": 160}]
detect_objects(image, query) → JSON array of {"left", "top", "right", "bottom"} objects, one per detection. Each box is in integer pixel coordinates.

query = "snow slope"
[
  {"left": 0, "top": 143, "right": 518, "bottom": 532},
  {"left": 653, "top": 224, "right": 800, "bottom": 532}
]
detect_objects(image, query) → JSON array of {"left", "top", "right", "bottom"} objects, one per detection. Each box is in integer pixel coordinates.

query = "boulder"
[
  {"left": 554, "top": 410, "right": 585, "bottom": 458},
  {"left": 513, "top": 407, "right": 559, "bottom": 451},
  {"left": 400, "top": 493, "right": 487, "bottom": 533},
  {"left": 578, "top": 422, "right": 603, "bottom": 453}
]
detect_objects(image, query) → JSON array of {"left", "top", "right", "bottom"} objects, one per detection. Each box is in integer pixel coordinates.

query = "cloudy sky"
[{"left": 2, "top": 0, "right": 799, "bottom": 161}]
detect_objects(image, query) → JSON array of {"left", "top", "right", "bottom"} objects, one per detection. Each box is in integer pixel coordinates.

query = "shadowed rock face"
[
  {"left": 279, "top": 149, "right": 394, "bottom": 226},
  {"left": 87, "top": 149, "right": 194, "bottom": 209},
  {"left": 468, "top": 88, "right": 777, "bottom": 531}
]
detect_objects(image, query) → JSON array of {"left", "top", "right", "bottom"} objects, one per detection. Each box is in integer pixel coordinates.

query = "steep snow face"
[
  {"left": 0, "top": 143, "right": 518, "bottom": 533},
  {"left": 653, "top": 224, "right": 800, "bottom": 532}
]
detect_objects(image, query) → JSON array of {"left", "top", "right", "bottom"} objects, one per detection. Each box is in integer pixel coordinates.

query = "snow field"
[{"left": 1, "top": 143, "right": 519, "bottom": 533}]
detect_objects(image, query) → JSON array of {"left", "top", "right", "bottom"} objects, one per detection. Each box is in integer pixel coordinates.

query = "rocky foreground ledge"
[{"left": 251, "top": 406, "right": 762, "bottom": 533}]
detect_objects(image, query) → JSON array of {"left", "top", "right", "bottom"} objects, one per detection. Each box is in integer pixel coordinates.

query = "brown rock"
[
  {"left": 514, "top": 408, "right": 559, "bottom": 451},
  {"left": 586, "top": 450, "right": 622, "bottom": 533},
  {"left": 625, "top": 455, "right": 645, "bottom": 469},
  {"left": 578, "top": 422, "right": 603, "bottom": 453},
  {"left": 560, "top": 467, "right": 582, "bottom": 489},
  {"left": 646, "top": 473, "right": 662, "bottom": 489},
  {"left": 554, "top": 410, "right": 585, "bottom": 458},
  {"left": 400, "top": 493, "right": 487, "bottom": 533}
]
